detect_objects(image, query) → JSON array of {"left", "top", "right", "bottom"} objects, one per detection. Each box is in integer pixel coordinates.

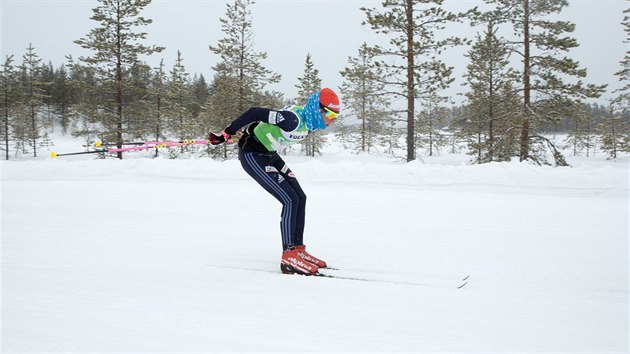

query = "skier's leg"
[
  {"left": 275, "top": 160, "right": 307, "bottom": 245},
  {"left": 274, "top": 159, "right": 326, "bottom": 268},
  {"left": 239, "top": 150, "right": 301, "bottom": 249}
]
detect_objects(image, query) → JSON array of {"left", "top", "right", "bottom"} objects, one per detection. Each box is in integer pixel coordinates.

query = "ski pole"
[
  {"left": 50, "top": 144, "right": 151, "bottom": 158},
  {"left": 50, "top": 150, "right": 109, "bottom": 158},
  {"left": 51, "top": 139, "right": 214, "bottom": 158},
  {"left": 95, "top": 139, "right": 212, "bottom": 148}
]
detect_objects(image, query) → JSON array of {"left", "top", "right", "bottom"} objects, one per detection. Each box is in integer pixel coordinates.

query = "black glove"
[{"left": 208, "top": 130, "right": 231, "bottom": 145}]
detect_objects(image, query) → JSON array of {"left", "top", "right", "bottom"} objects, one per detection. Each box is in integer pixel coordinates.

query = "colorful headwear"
[
  {"left": 319, "top": 87, "right": 340, "bottom": 114},
  {"left": 304, "top": 88, "right": 341, "bottom": 131}
]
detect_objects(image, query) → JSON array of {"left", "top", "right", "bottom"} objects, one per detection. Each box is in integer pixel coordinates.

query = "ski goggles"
[{"left": 321, "top": 105, "right": 340, "bottom": 120}]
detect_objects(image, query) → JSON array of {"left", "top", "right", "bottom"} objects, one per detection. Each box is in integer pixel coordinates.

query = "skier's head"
[
  {"left": 304, "top": 87, "right": 340, "bottom": 131},
  {"left": 319, "top": 87, "right": 340, "bottom": 120}
]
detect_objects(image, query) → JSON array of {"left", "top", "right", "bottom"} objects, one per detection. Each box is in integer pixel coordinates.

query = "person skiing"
[{"left": 207, "top": 87, "right": 340, "bottom": 276}]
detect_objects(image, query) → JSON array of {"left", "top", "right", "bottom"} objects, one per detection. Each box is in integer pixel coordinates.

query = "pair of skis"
[
  {"left": 50, "top": 139, "right": 212, "bottom": 158},
  {"left": 314, "top": 267, "right": 470, "bottom": 289}
]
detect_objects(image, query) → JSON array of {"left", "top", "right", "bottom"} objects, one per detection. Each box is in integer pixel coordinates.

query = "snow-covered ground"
[{"left": 1, "top": 134, "right": 628, "bottom": 353}]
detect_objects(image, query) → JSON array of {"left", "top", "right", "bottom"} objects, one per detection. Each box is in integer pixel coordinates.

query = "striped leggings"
[{"left": 239, "top": 150, "right": 306, "bottom": 249}]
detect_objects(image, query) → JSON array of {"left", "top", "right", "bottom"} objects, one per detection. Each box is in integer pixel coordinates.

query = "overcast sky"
[{"left": 1, "top": 0, "right": 627, "bottom": 105}]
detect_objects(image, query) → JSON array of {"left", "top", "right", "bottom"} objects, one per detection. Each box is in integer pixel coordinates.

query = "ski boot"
[
  {"left": 281, "top": 247, "right": 319, "bottom": 275},
  {"left": 295, "top": 245, "right": 327, "bottom": 268}
]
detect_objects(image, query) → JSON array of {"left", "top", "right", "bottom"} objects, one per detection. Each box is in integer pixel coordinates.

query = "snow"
[{"left": 1, "top": 134, "right": 628, "bottom": 353}]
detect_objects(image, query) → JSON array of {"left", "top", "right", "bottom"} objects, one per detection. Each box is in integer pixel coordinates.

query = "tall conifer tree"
[
  {"left": 463, "top": 21, "right": 520, "bottom": 163},
  {"left": 20, "top": 43, "right": 49, "bottom": 157},
  {"left": 75, "top": 0, "right": 164, "bottom": 159},
  {"left": 1, "top": 55, "right": 17, "bottom": 160},
  {"left": 209, "top": 0, "right": 280, "bottom": 113},
  {"left": 485, "top": 0, "right": 605, "bottom": 165},
  {"left": 362, "top": 0, "right": 473, "bottom": 162}
]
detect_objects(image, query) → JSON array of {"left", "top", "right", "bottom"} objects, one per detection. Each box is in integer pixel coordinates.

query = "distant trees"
[
  {"left": 339, "top": 43, "right": 394, "bottom": 154},
  {"left": 0, "top": 0, "right": 626, "bottom": 163}
]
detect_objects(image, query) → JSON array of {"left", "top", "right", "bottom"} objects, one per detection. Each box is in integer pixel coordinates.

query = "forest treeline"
[{"left": 2, "top": 0, "right": 629, "bottom": 164}]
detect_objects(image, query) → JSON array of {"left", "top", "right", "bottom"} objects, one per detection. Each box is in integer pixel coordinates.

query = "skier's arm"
[
  {"left": 225, "top": 107, "right": 299, "bottom": 135},
  {"left": 208, "top": 107, "right": 299, "bottom": 145}
]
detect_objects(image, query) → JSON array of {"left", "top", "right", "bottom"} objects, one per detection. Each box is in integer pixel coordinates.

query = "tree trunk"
[
  {"left": 519, "top": 0, "right": 531, "bottom": 161},
  {"left": 116, "top": 2, "right": 124, "bottom": 160},
  {"left": 405, "top": 0, "right": 415, "bottom": 162}
]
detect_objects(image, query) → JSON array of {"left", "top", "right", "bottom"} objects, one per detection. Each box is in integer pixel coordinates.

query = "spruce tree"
[
  {"left": 74, "top": 0, "right": 164, "bottom": 159},
  {"left": 362, "top": 0, "right": 474, "bottom": 162},
  {"left": 191, "top": 74, "right": 210, "bottom": 119}
]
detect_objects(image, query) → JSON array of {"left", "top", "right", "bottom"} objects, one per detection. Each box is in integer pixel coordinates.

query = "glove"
[{"left": 208, "top": 130, "right": 231, "bottom": 145}]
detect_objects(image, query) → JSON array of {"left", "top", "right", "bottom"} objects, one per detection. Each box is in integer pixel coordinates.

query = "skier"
[{"left": 207, "top": 87, "right": 340, "bottom": 276}]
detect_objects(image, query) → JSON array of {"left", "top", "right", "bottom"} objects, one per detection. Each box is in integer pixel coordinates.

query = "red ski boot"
[
  {"left": 295, "top": 245, "right": 327, "bottom": 268},
  {"left": 281, "top": 248, "right": 319, "bottom": 275}
]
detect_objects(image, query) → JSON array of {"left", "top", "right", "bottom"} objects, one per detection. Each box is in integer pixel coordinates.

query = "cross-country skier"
[{"left": 207, "top": 88, "right": 340, "bottom": 276}]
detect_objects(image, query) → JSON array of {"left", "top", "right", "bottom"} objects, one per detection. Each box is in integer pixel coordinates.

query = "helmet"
[{"left": 319, "top": 87, "right": 340, "bottom": 114}]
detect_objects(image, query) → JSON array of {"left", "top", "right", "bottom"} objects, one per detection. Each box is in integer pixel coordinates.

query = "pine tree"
[
  {"left": 598, "top": 104, "right": 626, "bottom": 159},
  {"left": 191, "top": 74, "right": 210, "bottom": 119},
  {"left": 605, "top": 5, "right": 630, "bottom": 157},
  {"left": 65, "top": 55, "right": 102, "bottom": 149},
  {"left": 204, "top": 72, "right": 241, "bottom": 159},
  {"left": 1, "top": 55, "right": 18, "bottom": 160},
  {"left": 566, "top": 103, "right": 596, "bottom": 157},
  {"left": 40, "top": 62, "right": 56, "bottom": 129},
  {"left": 124, "top": 62, "right": 153, "bottom": 139},
  {"left": 209, "top": 0, "right": 280, "bottom": 113},
  {"left": 74, "top": 0, "right": 164, "bottom": 159},
  {"left": 463, "top": 21, "right": 520, "bottom": 163},
  {"left": 296, "top": 54, "right": 323, "bottom": 157},
  {"left": 20, "top": 43, "right": 50, "bottom": 157},
  {"left": 339, "top": 43, "right": 393, "bottom": 154},
  {"left": 416, "top": 93, "right": 449, "bottom": 156},
  {"left": 51, "top": 64, "right": 72, "bottom": 134},
  {"left": 485, "top": 0, "right": 605, "bottom": 165},
  {"left": 166, "top": 51, "right": 196, "bottom": 141},
  {"left": 362, "top": 0, "right": 474, "bottom": 162},
  {"left": 614, "top": 7, "right": 630, "bottom": 109},
  {"left": 148, "top": 60, "right": 167, "bottom": 157}
]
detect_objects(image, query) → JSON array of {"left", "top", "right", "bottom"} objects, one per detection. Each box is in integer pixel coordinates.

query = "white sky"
[{"left": 1, "top": 0, "right": 627, "bottom": 105}]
